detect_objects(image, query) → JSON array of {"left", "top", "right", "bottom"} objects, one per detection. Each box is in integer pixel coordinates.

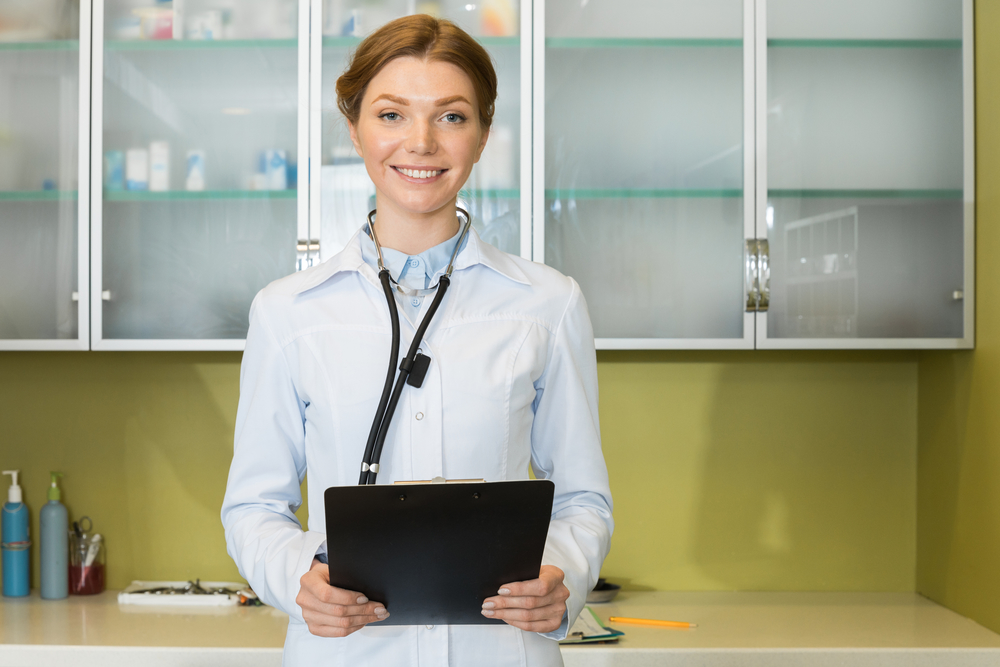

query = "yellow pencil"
[{"left": 608, "top": 616, "right": 697, "bottom": 629}]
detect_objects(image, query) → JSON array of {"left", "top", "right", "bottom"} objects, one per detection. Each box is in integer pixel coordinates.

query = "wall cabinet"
[{"left": 0, "top": 0, "right": 974, "bottom": 351}]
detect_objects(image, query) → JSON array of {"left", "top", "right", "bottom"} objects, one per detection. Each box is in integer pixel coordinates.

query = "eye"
[
  {"left": 443, "top": 113, "right": 465, "bottom": 123},
  {"left": 379, "top": 112, "right": 400, "bottom": 121}
]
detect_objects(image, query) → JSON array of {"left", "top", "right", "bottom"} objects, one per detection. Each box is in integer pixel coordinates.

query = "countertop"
[{"left": 2, "top": 590, "right": 1000, "bottom": 666}]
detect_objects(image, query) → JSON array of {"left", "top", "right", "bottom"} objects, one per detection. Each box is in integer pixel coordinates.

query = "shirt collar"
[
  {"left": 292, "top": 223, "right": 530, "bottom": 296},
  {"left": 359, "top": 223, "right": 467, "bottom": 291}
]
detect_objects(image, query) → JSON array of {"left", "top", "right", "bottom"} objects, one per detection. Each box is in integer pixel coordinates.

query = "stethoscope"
[{"left": 358, "top": 207, "right": 473, "bottom": 485}]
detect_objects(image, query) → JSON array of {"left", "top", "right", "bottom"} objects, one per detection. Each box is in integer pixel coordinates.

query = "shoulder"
[{"left": 464, "top": 240, "right": 584, "bottom": 334}]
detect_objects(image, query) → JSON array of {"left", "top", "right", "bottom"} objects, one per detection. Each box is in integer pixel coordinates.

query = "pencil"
[{"left": 608, "top": 616, "right": 697, "bottom": 629}]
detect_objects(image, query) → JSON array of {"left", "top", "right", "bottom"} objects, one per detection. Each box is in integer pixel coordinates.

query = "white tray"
[{"left": 118, "top": 580, "right": 251, "bottom": 606}]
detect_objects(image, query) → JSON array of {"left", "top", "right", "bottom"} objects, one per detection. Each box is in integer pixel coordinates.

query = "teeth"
[{"left": 399, "top": 168, "right": 441, "bottom": 179}]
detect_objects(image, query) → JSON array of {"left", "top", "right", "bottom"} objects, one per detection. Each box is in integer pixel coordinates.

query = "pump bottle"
[
  {"left": 40, "top": 472, "right": 68, "bottom": 599},
  {"left": 2, "top": 470, "right": 30, "bottom": 597}
]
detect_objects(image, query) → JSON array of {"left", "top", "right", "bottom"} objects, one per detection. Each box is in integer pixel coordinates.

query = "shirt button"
[
  {"left": 409, "top": 259, "right": 420, "bottom": 267},
  {"left": 415, "top": 412, "right": 424, "bottom": 421},
  {"left": 426, "top": 625, "right": 434, "bottom": 629},
  {"left": 411, "top": 298, "right": 420, "bottom": 306}
]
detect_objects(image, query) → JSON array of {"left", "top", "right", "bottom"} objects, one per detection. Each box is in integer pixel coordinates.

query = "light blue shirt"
[
  {"left": 222, "top": 226, "right": 613, "bottom": 666},
  {"left": 359, "top": 223, "right": 469, "bottom": 323}
]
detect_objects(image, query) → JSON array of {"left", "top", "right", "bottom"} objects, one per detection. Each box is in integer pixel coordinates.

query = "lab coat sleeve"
[
  {"left": 530, "top": 278, "right": 614, "bottom": 640},
  {"left": 221, "top": 292, "right": 326, "bottom": 621}
]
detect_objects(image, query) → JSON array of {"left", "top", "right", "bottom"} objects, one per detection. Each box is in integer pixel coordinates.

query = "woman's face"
[{"left": 349, "top": 56, "right": 488, "bottom": 220}]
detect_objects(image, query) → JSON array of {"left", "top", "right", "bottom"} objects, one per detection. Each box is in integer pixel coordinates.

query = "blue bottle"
[
  {"left": 40, "top": 472, "right": 68, "bottom": 599},
  {"left": 2, "top": 470, "right": 30, "bottom": 597}
]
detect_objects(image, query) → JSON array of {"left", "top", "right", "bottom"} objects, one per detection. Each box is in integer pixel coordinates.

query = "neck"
[{"left": 370, "top": 195, "right": 462, "bottom": 255}]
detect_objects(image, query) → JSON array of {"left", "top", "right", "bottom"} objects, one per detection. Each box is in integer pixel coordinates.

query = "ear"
[
  {"left": 473, "top": 125, "right": 490, "bottom": 164},
  {"left": 348, "top": 119, "right": 364, "bottom": 158}
]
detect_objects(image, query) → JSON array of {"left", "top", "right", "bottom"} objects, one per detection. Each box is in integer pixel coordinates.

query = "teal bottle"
[
  {"left": 2, "top": 470, "right": 30, "bottom": 597},
  {"left": 40, "top": 472, "right": 67, "bottom": 599}
]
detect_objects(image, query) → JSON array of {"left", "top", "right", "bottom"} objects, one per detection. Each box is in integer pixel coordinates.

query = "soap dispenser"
[
  {"left": 40, "top": 472, "right": 68, "bottom": 599},
  {"left": 2, "top": 470, "right": 30, "bottom": 597}
]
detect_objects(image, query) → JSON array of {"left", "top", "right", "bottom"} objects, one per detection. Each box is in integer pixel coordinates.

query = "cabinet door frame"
[
  {"left": 307, "top": 0, "right": 536, "bottom": 264},
  {"left": 532, "top": 0, "right": 757, "bottom": 350},
  {"left": 89, "top": 0, "right": 312, "bottom": 351},
  {"left": 0, "top": 0, "right": 92, "bottom": 351},
  {"left": 753, "top": 0, "right": 975, "bottom": 350}
]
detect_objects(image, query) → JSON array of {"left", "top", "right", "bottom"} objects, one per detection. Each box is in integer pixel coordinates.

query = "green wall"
[
  {"left": 915, "top": 2, "right": 1000, "bottom": 635},
  {"left": 3, "top": 6, "right": 1000, "bottom": 637},
  {"left": 0, "top": 350, "right": 919, "bottom": 593}
]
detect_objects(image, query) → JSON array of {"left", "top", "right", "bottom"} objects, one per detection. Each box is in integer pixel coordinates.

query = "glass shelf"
[
  {"left": 547, "top": 37, "right": 741, "bottom": 48},
  {"left": 768, "top": 39, "right": 961, "bottom": 49},
  {"left": 105, "top": 38, "right": 297, "bottom": 51},
  {"left": 0, "top": 40, "right": 79, "bottom": 51},
  {"left": 768, "top": 189, "right": 963, "bottom": 199},
  {"left": 104, "top": 190, "right": 296, "bottom": 202},
  {"left": 322, "top": 35, "right": 517, "bottom": 49},
  {"left": 547, "top": 189, "right": 743, "bottom": 199},
  {"left": 460, "top": 189, "right": 520, "bottom": 199},
  {"left": 0, "top": 191, "right": 78, "bottom": 201}
]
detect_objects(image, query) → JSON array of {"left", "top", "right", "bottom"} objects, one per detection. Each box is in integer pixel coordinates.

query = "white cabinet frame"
[
  {"left": 533, "top": 0, "right": 758, "bottom": 350},
  {"left": 0, "top": 1, "right": 92, "bottom": 351},
  {"left": 752, "top": 0, "right": 975, "bottom": 350},
  {"left": 307, "top": 0, "right": 535, "bottom": 264},
  {"left": 7, "top": 0, "right": 964, "bottom": 352},
  {"left": 89, "top": 0, "right": 312, "bottom": 351}
]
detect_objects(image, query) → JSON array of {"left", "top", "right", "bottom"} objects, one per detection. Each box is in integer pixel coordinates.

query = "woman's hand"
[
  {"left": 480, "top": 565, "right": 570, "bottom": 633},
  {"left": 297, "top": 558, "right": 390, "bottom": 637}
]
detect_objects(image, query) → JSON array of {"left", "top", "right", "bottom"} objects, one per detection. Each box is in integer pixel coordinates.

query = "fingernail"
[
  {"left": 375, "top": 607, "right": 386, "bottom": 616},
  {"left": 481, "top": 609, "right": 495, "bottom": 617},
  {"left": 357, "top": 596, "right": 368, "bottom": 604},
  {"left": 498, "top": 588, "right": 511, "bottom": 595},
  {"left": 482, "top": 601, "right": 495, "bottom": 609}
]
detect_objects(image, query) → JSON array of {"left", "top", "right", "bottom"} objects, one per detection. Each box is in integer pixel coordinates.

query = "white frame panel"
[
  {"left": 309, "top": 0, "right": 322, "bottom": 263},
  {"left": 520, "top": 0, "right": 533, "bottom": 260},
  {"left": 754, "top": 0, "right": 975, "bottom": 350},
  {"left": 89, "top": 0, "right": 311, "bottom": 352},
  {"left": 2, "top": 0, "right": 965, "bottom": 353},
  {"left": 0, "top": 0, "right": 92, "bottom": 351},
  {"left": 308, "top": 1, "right": 534, "bottom": 263},
  {"left": 535, "top": 0, "right": 756, "bottom": 350}
]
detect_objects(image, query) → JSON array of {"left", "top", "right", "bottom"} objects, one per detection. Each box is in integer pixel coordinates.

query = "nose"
[{"left": 404, "top": 118, "right": 437, "bottom": 155}]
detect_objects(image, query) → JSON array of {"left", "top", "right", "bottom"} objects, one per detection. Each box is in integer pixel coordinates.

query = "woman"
[{"left": 221, "top": 14, "right": 613, "bottom": 666}]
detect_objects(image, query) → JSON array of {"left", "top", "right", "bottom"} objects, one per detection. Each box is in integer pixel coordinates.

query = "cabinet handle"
[
  {"left": 745, "top": 239, "right": 760, "bottom": 312},
  {"left": 758, "top": 239, "right": 770, "bottom": 312}
]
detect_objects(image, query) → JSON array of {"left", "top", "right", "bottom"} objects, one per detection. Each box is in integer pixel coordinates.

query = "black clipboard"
[{"left": 323, "top": 479, "right": 554, "bottom": 625}]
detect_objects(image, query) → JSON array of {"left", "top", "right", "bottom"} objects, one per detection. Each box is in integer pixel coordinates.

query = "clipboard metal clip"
[{"left": 394, "top": 476, "right": 486, "bottom": 485}]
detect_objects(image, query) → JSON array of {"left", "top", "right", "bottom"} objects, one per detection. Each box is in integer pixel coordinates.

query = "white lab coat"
[{"left": 221, "top": 226, "right": 614, "bottom": 667}]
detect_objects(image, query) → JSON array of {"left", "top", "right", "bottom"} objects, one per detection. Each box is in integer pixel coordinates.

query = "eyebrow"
[
  {"left": 369, "top": 94, "right": 472, "bottom": 107},
  {"left": 371, "top": 94, "right": 408, "bottom": 105}
]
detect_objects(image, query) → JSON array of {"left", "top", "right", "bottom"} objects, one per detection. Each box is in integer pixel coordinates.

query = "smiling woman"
[
  {"left": 339, "top": 16, "right": 497, "bottom": 254},
  {"left": 221, "top": 14, "right": 613, "bottom": 667}
]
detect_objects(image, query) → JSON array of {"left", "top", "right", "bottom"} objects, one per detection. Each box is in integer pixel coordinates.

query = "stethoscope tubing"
[
  {"left": 358, "top": 269, "right": 401, "bottom": 485},
  {"left": 364, "top": 275, "right": 450, "bottom": 484},
  {"left": 358, "top": 208, "right": 471, "bottom": 485}
]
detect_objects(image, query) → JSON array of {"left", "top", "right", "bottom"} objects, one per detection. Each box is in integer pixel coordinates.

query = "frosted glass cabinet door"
[
  {"left": 92, "top": 0, "right": 306, "bottom": 349},
  {"left": 542, "top": 0, "right": 752, "bottom": 347},
  {"left": 0, "top": 1, "right": 89, "bottom": 350},
  {"left": 759, "top": 0, "right": 973, "bottom": 347},
  {"left": 314, "top": 0, "right": 526, "bottom": 262}
]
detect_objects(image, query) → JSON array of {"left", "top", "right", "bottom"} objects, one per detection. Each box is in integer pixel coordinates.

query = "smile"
[{"left": 393, "top": 166, "right": 446, "bottom": 181}]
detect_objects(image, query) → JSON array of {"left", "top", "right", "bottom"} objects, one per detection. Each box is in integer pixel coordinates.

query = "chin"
[{"left": 393, "top": 194, "right": 458, "bottom": 216}]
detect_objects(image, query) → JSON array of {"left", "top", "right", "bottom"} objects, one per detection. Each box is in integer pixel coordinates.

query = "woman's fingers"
[
  {"left": 485, "top": 601, "right": 566, "bottom": 623},
  {"left": 297, "top": 560, "right": 389, "bottom": 637}
]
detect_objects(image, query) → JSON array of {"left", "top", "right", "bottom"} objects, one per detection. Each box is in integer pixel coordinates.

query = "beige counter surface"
[{"left": 2, "top": 590, "right": 999, "bottom": 666}]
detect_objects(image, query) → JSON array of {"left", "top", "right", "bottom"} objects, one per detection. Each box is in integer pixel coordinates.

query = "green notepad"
[{"left": 559, "top": 606, "right": 625, "bottom": 644}]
